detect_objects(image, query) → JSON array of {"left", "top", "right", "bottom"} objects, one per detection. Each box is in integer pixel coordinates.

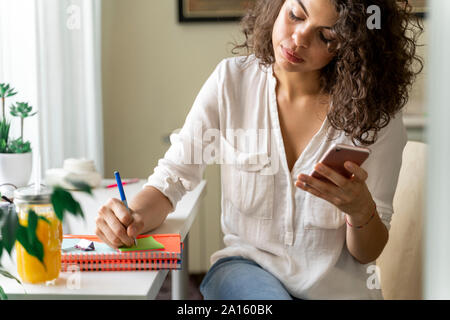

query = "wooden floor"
[{"left": 155, "top": 272, "right": 206, "bottom": 300}]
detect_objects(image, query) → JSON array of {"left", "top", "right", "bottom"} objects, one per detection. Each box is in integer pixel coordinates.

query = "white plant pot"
[{"left": 0, "top": 152, "right": 33, "bottom": 188}]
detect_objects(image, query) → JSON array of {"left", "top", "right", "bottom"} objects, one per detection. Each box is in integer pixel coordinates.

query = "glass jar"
[{"left": 14, "top": 185, "right": 62, "bottom": 284}]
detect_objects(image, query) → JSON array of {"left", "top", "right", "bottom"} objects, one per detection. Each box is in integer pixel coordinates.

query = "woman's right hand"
[{"left": 95, "top": 198, "right": 144, "bottom": 249}]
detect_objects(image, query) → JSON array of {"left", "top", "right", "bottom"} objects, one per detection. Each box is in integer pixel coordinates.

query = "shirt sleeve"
[
  {"left": 143, "top": 60, "right": 223, "bottom": 212},
  {"left": 361, "top": 111, "right": 408, "bottom": 231}
]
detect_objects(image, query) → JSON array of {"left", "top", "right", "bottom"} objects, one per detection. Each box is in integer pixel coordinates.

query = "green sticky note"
[{"left": 118, "top": 236, "right": 165, "bottom": 252}]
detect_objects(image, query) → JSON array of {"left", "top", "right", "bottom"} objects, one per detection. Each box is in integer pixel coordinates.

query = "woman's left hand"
[{"left": 295, "top": 161, "right": 374, "bottom": 219}]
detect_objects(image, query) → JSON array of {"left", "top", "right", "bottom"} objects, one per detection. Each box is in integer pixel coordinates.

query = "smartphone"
[{"left": 310, "top": 143, "right": 371, "bottom": 185}]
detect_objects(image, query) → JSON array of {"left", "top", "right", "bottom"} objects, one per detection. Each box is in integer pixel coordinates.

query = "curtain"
[
  {"left": 0, "top": 0, "right": 104, "bottom": 180},
  {"left": 35, "top": 0, "right": 104, "bottom": 176}
]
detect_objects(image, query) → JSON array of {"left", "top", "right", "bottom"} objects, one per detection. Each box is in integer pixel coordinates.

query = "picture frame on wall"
[
  {"left": 409, "top": 0, "right": 427, "bottom": 18},
  {"left": 178, "top": 0, "right": 256, "bottom": 23},
  {"left": 178, "top": 0, "right": 427, "bottom": 23}
]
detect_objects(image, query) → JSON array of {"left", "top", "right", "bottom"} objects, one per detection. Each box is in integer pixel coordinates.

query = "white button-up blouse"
[{"left": 144, "top": 55, "right": 408, "bottom": 299}]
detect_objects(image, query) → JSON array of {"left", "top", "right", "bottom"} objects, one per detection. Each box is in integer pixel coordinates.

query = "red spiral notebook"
[{"left": 61, "top": 234, "right": 183, "bottom": 271}]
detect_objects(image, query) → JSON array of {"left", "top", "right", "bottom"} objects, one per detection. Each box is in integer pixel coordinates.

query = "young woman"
[{"left": 95, "top": 0, "right": 423, "bottom": 299}]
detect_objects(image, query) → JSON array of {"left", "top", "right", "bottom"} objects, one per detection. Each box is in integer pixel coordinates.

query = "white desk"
[{"left": 0, "top": 179, "right": 206, "bottom": 299}]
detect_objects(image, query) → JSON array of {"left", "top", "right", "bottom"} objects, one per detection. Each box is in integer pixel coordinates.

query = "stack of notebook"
[{"left": 61, "top": 234, "right": 183, "bottom": 271}]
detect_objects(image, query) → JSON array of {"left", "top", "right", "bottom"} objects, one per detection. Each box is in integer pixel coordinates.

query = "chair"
[{"left": 376, "top": 140, "right": 427, "bottom": 299}]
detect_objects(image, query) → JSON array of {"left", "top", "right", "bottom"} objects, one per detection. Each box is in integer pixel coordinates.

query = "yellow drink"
[{"left": 14, "top": 187, "right": 62, "bottom": 284}]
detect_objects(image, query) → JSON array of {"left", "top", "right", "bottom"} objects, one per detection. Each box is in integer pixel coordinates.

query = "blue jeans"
[{"left": 200, "top": 256, "right": 303, "bottom": 300}]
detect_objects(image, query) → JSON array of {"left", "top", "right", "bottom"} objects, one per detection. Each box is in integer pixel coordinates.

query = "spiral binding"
[{"left": 61, "top": 258, "right": 181, "bottom": 271}]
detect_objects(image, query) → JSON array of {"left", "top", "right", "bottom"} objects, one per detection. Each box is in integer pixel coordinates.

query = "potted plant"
[{"left": 0, "top": 83, "right": 36, "bottom": 188}]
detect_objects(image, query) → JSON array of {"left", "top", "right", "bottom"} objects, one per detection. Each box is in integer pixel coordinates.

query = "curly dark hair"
[{"left": 232, "top": 0, "right": 424, "bottom": 145}]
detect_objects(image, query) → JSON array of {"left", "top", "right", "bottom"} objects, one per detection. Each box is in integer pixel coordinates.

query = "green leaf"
[
  {"left": 65, "top": 179, "right": 93, "bottom": 195},
  {"left": 0, "top": 83, "right": 12, "bottom": 97},
  {"left": 75, "top": 202, "right": 84, "bottom": 218},
  {"left": 26, "top": 210, "right": 38, "bottom": 243},
  {"left": 0, "top": 119, "right": 11, "bottom": 142},
  {"left": 0, "top": 266, "right": 21, "bottom": 285},
  {"left": 0, "top": 285, "right": 7, "bottom": 300},
  {"left": 0, "top": 240, "right": 3, "bottom": 260},
  {"left": 8, "top": 138, "right": 31, "bottom": 153},
  {"left": 51, "top": 186, "right": 85, "bottom": 221},
  {"left": 0, "top": 84, "right": 17, "bottom": 101},
  {"left": 15, "top": 225, "right": 28, "bottom": 248},
  {"left": 50, "top": 187, "right": 65, "bottom": 221},
  {"left": 0, "top": 139, "right": 8, "bottom": 153},
  {"left": 38, "top": 215, "right": 51, "bottom": 225},
  {"left": 15, "top": 210, "right": 45, "bottom": 268},
  {"left": 0, "top": 204, "right": 18, "bottom": 254},
  {"left": 9, "top": 102, "right": 35, "bottom": 119}
]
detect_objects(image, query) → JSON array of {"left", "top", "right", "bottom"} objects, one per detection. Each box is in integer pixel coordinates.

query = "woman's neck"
[{"left": 272, "top": 63, "right": 323, "bottom": 103}]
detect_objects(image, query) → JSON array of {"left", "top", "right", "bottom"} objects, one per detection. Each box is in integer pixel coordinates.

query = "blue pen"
[{"left": 114, "top": 171, "right": 137, "bottom": 247}]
